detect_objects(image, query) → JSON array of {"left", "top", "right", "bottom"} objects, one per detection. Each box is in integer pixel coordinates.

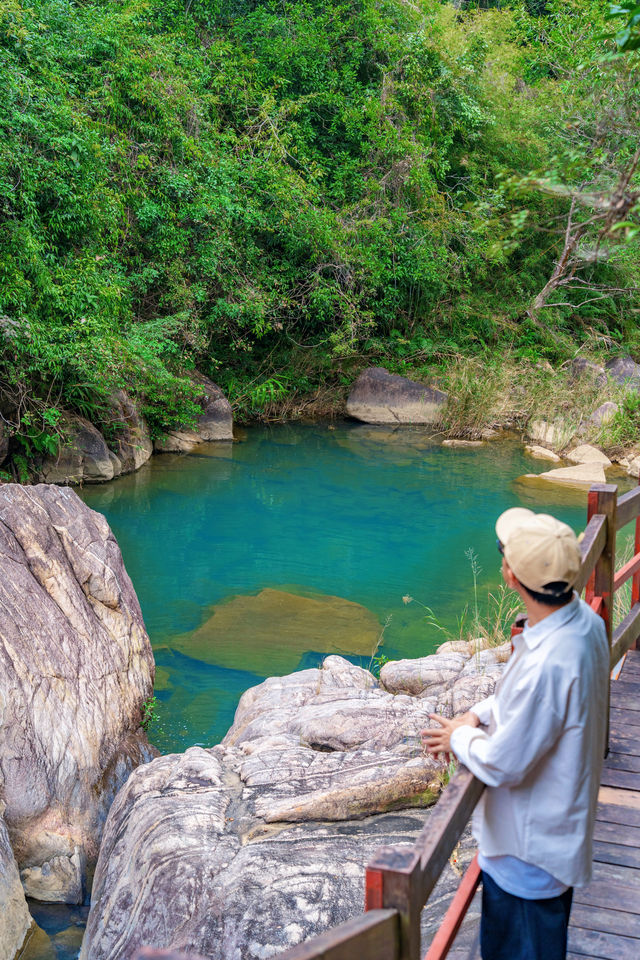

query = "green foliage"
[
  {"left": 601, "top": 391, "right": 640, "bottom": 447},
  {"left": 141, "top": 695, "right": 160, "bottom": 731},
  {"left": 0, "top": 0, "right": 638, "bottom": 464}
]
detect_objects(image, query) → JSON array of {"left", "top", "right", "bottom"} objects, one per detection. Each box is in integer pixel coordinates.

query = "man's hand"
[{"left": 421, "top": 711, "right": 480, "bottom": 757}]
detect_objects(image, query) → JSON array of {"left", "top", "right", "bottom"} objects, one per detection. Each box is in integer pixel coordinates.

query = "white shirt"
[{"left": 450, "top": 595, "right": 609, "bottom": 888}]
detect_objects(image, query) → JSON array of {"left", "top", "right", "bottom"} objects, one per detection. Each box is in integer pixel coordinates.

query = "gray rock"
[
  {"left": 346, "top": 367, "right": 447, "bottom": 426},
  {"left": 0, "top": 807, "right": 32, "bottom": 959},
  {"left": 41, "top": 415, "right": 115, "bottom": 484},
  {"left": 109, "top": 391, "right": 153, "bottom": 474},
  {"left": 587, "top": 401, "right": 619, "bottom": 428},
  {"left": 0, "top": 484, "right": 155, "bottom": 902},
  {"left": 605, "top": 356, "right": 640, "bottom": 389},
  {"left": 83, "top": 651, "right": 506, "bottom": 959},
  {"left": 155, "top": 374, "right": 233, "bottom": 452},
  {"left": 568, "top": 358, "right": 606, "bottom": 384}
]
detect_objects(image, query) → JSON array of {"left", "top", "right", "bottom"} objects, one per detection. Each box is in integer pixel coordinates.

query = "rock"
[
  {"left": 21, "top": 846, "right": 86, "bottom": 904},
  {"left": 566, "top": 444, "right": 611, "bottom": 467},
  {"left": 524, "top": 445, "right": 562, "bottom": 462},
  {"left": 155, "top": 374, "right": 233, "bottom": 452},
  {"left": 41, "top": 415, "right": 115, "bottom": 484},
  {"left": 605, "top": 356, "right": 640, "bottom": 389},
  {"left": 525, "top": 419, "right": 575, "bottom": 450},
  {"left": 173, "top": 588, "right": 382, "bottom": 677},
  {"left": 442, "top": 439, "right": 484, "bottom": 448},
  {"left": 0, "top": 807, "right": 32, "bottom": 958},
  {"left": 587, "top": 402, "right": 619, "bottom": 428},
  {"left": 626, "top": 457, "right": 640, "bottom": 479},
  {"left": 521, "top": 463, "right": 606, "bottom": 489},
  {"left": 0, "top": 484, "right": 155, "bottom": 902},
  {"left": 379, "top": 653, "right": 469, "bottom": 697},
  {"left": 82, "top": 651, "right": 499, "bottom": 960},
  {"left": 568, "top": 358, "right": 606, "bottom": 384},
  {"left": 109, "top": 391, "right": 153, "bottom": 474},
  {"left": 346, "top": 367, "right": 447, "bottom": 426}
]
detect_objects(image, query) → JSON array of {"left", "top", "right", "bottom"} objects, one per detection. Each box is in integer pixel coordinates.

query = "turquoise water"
[{"left": 81, "top": 423, "right": 594, "bottom": 754}]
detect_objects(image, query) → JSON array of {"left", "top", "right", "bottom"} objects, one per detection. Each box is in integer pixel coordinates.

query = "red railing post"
[
  {"left": 631, "top": 477, "right": 640, "bottom": 649},
  {"left": 365, "top": 848, "right": 421, "bottom": 960},
  {"left": 587, "top": 484, "right": 617, "bottom": 646}
]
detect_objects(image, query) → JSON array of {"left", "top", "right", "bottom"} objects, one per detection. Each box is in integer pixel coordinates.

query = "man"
[{"left": 423, "top": 508, "right": 609, "bottom": 960}]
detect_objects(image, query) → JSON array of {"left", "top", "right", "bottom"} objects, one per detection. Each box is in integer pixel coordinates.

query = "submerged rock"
[
  {"left": 83, "top": 647, "right": 508, "bottom": 959},
  {"left": 0, "top": 484, "right": 155, "bottom": 902},
  {"left": 172, "top": 588, "right": 382, "bottom": 676},
  {"left": 346, "top": 367, "right": 447, "bottom": 426}
]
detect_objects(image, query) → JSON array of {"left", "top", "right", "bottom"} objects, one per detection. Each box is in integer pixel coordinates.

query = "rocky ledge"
[
  {"left": 81, "top": 640, "right": 508, "bottom": 960},
  {"left": 0, "top": 485, "right": 155, "bottom": 912}
]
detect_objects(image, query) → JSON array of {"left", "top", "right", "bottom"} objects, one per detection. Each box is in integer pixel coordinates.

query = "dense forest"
[{"left": 0, "top": 0, "right": 639, "bottom": 472}]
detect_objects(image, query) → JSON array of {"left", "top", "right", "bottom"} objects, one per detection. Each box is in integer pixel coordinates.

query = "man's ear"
[{"left": 503, "top": 563, "right": 520, "bottom": 590}]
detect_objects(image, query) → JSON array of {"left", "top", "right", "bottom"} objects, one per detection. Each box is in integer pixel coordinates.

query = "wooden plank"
[
  {"left": 600, "top": 767, "right": 640, "bottom": 791},
  {"left": 576, "top": 513, "right": 608, "bottom": 593},
  {"left": 594, "top": 819, "right": 640, "bottom": 846},
  {"left": 593, "top": 838, "right": 640, "bottom": 869},
  {"left": 571, "top": 903, "right": 640, "bottom": 938},
  {"left": 275, "top": 910, "right": 400, "bottom": 960},
  {"left": 614, "top": 552, "right": 640, "bottom": 592},
  {"left": 609, "top": 689, "right": 640, "bottom": 712},
  {"left": 616, "top": 486, "right": 640, "bottom": 531},
  {"left": 567, "top": 926, "right": 640, "bottom": 960},
  {"left": 611, "top": 604, "right": 640, "bottom": 667},
  {"left": 424, "top": 855, "right": 481, "bottom": 960},
  {"left": 605, "top": 752, "right": 640, "bottom": 773},
  {"left": 575, "top": 877, "right": 640, "bottom": 915},
  {"left": 608, "top": 708, "right": 640, "bottom": 729},
  {"left": 591, "top": 857, "right": 640, "bottom": 889},
  {"left": 608, "top": 734, "right": 640, "bottom": 757},
  {"left": 598, "top": 785, "right": 640, "bottom": 810},
  {"left": 597, "top": 799, "right": 640, "bottom": 827},
  {"left": 612, "top": 678, "right": 640, "bottom": 695}
]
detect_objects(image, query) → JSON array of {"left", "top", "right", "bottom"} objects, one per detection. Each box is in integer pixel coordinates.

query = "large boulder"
[
  {"left": 605, "top": 356, "right": 640, "bottom": 389},
  {"left": 154, "top": 373, "right": 232, "bottom": 453},
  {"left": 587, "top": 402, "right": 618, "bottom": 429},
  {"left": 0, "top": 485, "right": 155, "bottom": 902},
  {"left": 41, "top": 416, "right": 116, "bottom": 485},
  {"left": 525, "top": 418, "right": 575, "bottom": 450},
  {"left": 0, "top": 806, "right": 32, "bottom": 959},
  {"left": 346, "top": 367, "right": 447, "bottom": 426},
  {"left": 566, "top": 444, "right": 611, "bottom": 467},
  {"left": 82, "top": 648, "right": 507, "bottom": 959},
  {"left": 109, "top": 391, "right": 153, "bottom": 474}
]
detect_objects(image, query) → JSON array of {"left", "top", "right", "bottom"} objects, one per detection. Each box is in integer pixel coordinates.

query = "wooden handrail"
[
  {"left": 575, "top": 513, "right": 607, "bottom": 593},
  {"left": 275, "top": 909, "right": 400, "bottom": 960}
]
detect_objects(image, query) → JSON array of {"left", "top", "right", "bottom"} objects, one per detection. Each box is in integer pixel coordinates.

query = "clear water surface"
[{"left": 81, "top": 423, "right": 597, "bottom": 754}]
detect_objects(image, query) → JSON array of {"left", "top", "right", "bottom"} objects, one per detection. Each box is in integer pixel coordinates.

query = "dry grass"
[{"left": 440, "top": 353, "right": 619, "bottom": 441}]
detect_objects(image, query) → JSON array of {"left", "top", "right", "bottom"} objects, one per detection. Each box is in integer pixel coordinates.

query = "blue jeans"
[{"left": 480, "top": 870, "right": 573, "bottom": 960}]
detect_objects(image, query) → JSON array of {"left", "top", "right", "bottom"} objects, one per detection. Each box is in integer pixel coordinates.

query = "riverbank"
[{"left": 4, "top": 349, "right": 639, "bottom": 488}]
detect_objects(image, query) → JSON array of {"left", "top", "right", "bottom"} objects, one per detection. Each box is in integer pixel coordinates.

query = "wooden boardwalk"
[
  {"left": 446, "top": 647, "right": 640, "bottom": 960},
  {"left": 568, "top": 646, "right": 640, "bottom": 960}
]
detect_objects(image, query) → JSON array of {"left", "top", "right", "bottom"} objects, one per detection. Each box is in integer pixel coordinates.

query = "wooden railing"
[{"left": 275, "top": 481, "right": 640, "bottom": 960}]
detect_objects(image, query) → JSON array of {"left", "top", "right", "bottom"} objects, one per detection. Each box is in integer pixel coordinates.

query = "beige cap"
[{"left": 496, "top": 507, "right": 580, "bottom": 596}]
